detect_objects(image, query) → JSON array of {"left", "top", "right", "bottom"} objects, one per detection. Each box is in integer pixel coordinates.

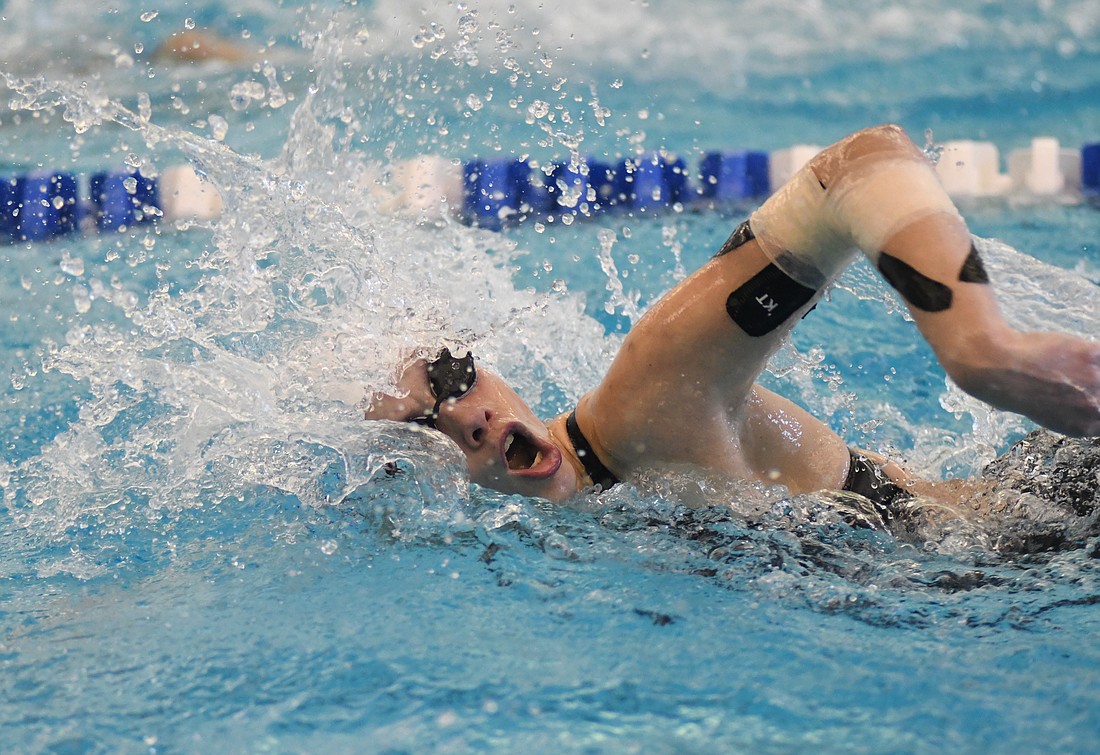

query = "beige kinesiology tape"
[
  {"left": 748, "top": 164, "right": 853, "bottom": 289},
  {"left": 748, "top": 153, "right": 962, "bottom": 289},
  {"left": 827, "top": 156, "right": 963, "bottom": 263}
]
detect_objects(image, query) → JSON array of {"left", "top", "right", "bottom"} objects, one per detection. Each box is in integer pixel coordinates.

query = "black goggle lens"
[
  {"left": 411, "top": 348, "right": 477, "bottom": 429},
  {"left": 426, "top": 348, "right": 477, "bottom": 400}
]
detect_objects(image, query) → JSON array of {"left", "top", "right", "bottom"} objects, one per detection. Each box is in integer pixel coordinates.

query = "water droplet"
[
  {"left": 60, "top": 252, "right": 85, "bottom": 277},
  {"left": 184, "top": 17, "right": 195, "bottom": 30},
  {"left": 321, "top": 540, "right": 338, "bottom": 555},
  {"left": 208, "top": 114, "right": 229, "bottom": 141},
  {"left": 262, "top": 65, "right": 288, "bottom": 109},
  {"left": 140, "top": 10, "right": 159, "bottom": 22},
  {"left": 118, "top": 291, "right": 139, "bottom": 311},
  {"left": 72, "top": 285, "right": 92, "bottom": 314},
  {"left": 528, "top": 100, "right": 549, "bottom": 119},
  {"left": 137, "top": 92, "right": 152, "bottom": 122},
  {"left": 466, "top": 93, "right": 483, "bottom": 111},
  {"left": 229, "top": 81, "right": 265, "bottom": 111},
  {"left": 133, "top": 42, "right": 145, "bottom": 55}
]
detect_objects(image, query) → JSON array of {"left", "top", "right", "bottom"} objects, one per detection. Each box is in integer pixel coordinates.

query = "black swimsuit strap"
[{"left": 565, "top": 411, "right": 621, "bottom": 490}]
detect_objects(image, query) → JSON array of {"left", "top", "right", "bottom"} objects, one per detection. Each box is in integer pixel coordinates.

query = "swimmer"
[
  {"left": 366, "top": 125, "right": 1100, "bottom": 517},
  {"left": 150, "top": 29, "right": 256, "bottom": 65}
]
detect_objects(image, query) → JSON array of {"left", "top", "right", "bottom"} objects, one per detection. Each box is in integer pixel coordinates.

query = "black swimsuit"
[
  {"left": 566, "top": 410, "right": 911, "bottom": 523},
  {"left": 842, "top": 449, "right": 912, "bottom": 524}
]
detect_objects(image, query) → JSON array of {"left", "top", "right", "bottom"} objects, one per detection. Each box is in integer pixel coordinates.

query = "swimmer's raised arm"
[
  {"left": 580, "top": 124, "right": 1098, "bottom": 493},
  {"left": 813, "top": 125, "right": 1100, "bottom": 436},
  {"left": 577, "top": 225, "right": 849, "bottom": 492},
  {"left": 576, "top": 149, "right": 856, "bottom": 489}
]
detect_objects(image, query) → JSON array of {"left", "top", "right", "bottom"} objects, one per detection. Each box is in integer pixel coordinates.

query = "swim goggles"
[{"left": 410, "top": 347, "right": 478, "bottom": 429}]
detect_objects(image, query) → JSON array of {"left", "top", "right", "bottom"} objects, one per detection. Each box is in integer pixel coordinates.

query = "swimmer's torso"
[{"left": 570, "top": 383, "right": 849, "bottom": 494}]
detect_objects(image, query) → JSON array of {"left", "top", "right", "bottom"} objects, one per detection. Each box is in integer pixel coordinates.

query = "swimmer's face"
[{"left": 365, "top": 352, "right": 580, "bottom": 501}]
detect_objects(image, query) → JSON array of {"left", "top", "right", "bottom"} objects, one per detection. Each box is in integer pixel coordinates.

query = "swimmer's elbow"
[
  {"left": 815, "top": 124, "right": 924, "bottom": 185},
  {"left": 851, "top": 124, "right": 911, "bottom": 147}
]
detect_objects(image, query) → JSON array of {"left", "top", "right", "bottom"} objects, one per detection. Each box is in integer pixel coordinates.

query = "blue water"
[{"left": 2, "top": 1, "right": 1100, "bottom": 752}]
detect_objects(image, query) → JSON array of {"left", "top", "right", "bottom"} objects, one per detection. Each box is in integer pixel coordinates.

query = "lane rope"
[{"left": 3, "top": 137, "right": 1098, "bottom": 243}]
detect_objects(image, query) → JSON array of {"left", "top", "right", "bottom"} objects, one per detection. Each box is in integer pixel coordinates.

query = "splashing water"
[{"left": 0, "top": 11, "right": 620, "bottom": 566}]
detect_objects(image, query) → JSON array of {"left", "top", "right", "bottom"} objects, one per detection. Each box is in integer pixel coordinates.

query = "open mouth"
[
  {"left": 501, "top": 425, "right": 561, "bottom": 478},
  {"left": 504, "top": 429, "right": 541, "bottom": 470}
]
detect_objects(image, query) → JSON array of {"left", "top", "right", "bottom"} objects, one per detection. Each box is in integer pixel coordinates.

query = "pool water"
[{"left": 2, "top": 0, "right": 1100, "bottom": 752}]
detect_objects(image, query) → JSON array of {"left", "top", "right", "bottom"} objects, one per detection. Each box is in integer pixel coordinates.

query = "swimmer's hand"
[{"left": 946, "top": 330, "right": 1100, "bottom": 437}]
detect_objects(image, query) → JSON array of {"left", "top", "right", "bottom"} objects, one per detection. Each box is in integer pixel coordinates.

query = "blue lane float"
[
  {"left": 698, "top": 150, "right": 770, "bottom": 202},
  {"left": 0, "top": 169, "right": 160, "bottom": 243},
  {"left": 0, "top": 172, "right": 78, "bottom": 243},
  {"left": 462, "top": 158, "right": 531, "bottom": 230},
  {"left": 547, "top": 161, "right": 592, "bottom": 217},
  {"left": 1083, "top": 143, "right": 1100, "bottom": 201},
  {"left": 463, "top": 151, "right": 729, "bottom": 228},
  {"left": 616, "top": 152, "right": 690, "bottom": 212},
  {"left": 89, "top": 170, "right": 160, "bottom": 232}
]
